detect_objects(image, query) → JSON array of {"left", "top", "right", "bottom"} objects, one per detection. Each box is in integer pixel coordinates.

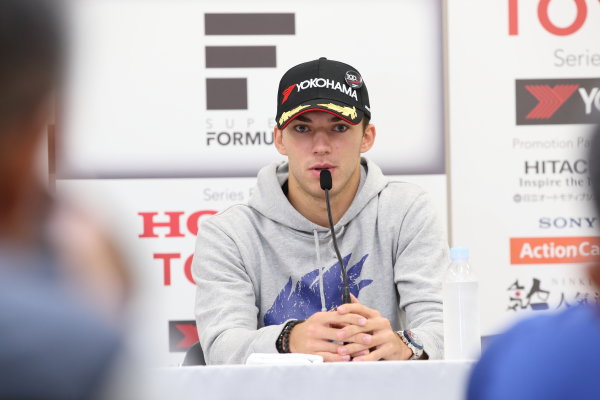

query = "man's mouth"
[
  {"left": 310, "top": 163, "right": 334, "bottom": 172},
  {"left": 309, "top": 164, "right": 335, "bottom": 178}
]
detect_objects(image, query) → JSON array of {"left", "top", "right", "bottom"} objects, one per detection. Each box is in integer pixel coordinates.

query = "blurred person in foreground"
[
  {"left": 0, "top": 0, "right": 130, "bottom": 399},
  {"left": 467, "top": 126, "right": 600, "bottom": 400}
]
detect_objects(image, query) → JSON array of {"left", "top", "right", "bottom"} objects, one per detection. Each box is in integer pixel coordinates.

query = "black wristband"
[{"left": 276, "top": 319, "right": 304, "bottom": 353}]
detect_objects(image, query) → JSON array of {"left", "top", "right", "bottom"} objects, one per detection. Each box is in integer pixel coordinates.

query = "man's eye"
[
  {"left": 294, "top": 125, "right": 309, "bottom": 133},
  {"left": 333, "top": 124, "right": 349, "bottom": 132}
]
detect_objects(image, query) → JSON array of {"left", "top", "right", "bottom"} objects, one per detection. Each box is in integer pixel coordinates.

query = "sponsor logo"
[
  {"left": 345, "top": 70, "right": 363, "bottom": 88},
  {"left": 508, "top": 0, "right": 594, "bottom": 36},
  {"left": 524, "top": 159, "right": 588, "bottom": 174},
  {"left": 204, "top": 13, "right": 295, "bottom": 110},
  {"left": 516, "top": 78, "right": 600, "bottom": 125},
  {"left": 138, "top": 210, "right": 219, "bottom": 286},
  {"left": 169, "top": 320, "right": 199, "bottom": 352},
  {"left": 507, "top": 277, "right": 598, "bottom": 311},
  {"left": 524, "top": 84, "right": 579, "bottom": 119},
  {"left": 510, "top": 236, "right": 600, "bottom": 264},
  {"left": 539, "top": 216, "right": 599, "bottom": 229},
  {"left": 281, "top": 84, "right": 297, "bottom": 104},
  {"left": 317, "top": 103, "right": 358, "bottom": 120},
  {"left": 507, "top": 278, "right": 550, "bottom": 311},
  {"left": 206, "top": 131, "right": 273, "bottom": 146},
  {"left": 294, "top": 78, "right": 358, "bottom": 101}
]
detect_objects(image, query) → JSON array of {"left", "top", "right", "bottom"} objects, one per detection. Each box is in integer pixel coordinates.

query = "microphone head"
[{"left": 319, "top": 169, "right": 332, "bottom": 190}]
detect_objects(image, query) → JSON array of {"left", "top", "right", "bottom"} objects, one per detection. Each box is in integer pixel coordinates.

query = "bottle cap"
[{"left": 450, "top": 247, "right": 469, "bottom": 261}]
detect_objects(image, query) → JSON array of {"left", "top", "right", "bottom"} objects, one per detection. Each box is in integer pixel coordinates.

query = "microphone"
[{"left": 319, "top": 169, "right": 350, "bottom": 304}]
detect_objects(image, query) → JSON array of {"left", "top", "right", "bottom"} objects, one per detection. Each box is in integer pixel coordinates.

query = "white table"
[{"left": 152, "top": 360, "right": 474, "bottom": 400}]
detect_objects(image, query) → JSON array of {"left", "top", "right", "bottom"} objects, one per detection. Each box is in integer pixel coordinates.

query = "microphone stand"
[{"left": 320, "top": 170, "right": 351, "bottom": 305}]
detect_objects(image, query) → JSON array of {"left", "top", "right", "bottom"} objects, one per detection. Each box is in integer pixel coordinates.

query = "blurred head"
[
  {"left": 0, "top": 0, "right": 63, "bottom": 137},
  {"left": 0, "top": 0, "right": 64, "bottom": 233},
  {"left": 589, "top": 126, "right": 600, "bottom": 292}
]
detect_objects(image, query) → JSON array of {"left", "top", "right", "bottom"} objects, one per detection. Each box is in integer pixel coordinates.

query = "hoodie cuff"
[
  {"left": 409, "top": 326, "right": 444, "bottom": 360},
  {"left": 246, "top": 323, "right": 289, "bottom": 359}
]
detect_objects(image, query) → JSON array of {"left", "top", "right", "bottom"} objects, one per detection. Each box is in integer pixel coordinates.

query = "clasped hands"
[{"left": 288, "top": 295, "right": 414, "bottom": 362}]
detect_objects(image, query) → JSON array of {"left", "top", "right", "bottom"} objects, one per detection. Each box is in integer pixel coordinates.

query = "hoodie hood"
[{"left": 248, "top": 157, "right": 388, "bottom": 233}]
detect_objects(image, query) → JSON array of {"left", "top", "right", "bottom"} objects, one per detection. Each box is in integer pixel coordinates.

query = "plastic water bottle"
[{"left": 443, "top": 247, "right": 481, "bottom": 360}]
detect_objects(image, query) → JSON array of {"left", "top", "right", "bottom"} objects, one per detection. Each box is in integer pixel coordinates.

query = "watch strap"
[{"left": 397, "top": 330, "right": 424, "bottom": 360}]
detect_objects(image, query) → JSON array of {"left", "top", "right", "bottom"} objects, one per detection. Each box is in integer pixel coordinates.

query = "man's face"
[{"left": 273, "top": 110, "right": 375, "bottom": 201}]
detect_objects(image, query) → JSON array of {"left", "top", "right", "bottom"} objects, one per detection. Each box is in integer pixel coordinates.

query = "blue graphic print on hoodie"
[{"left": 264, "top": 253, "right": 373, "bottom": 325}]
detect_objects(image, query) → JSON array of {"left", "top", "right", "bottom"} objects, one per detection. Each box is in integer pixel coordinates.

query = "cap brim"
[{"left": 277, "top": 99, "right": 364, "bottom": 129}]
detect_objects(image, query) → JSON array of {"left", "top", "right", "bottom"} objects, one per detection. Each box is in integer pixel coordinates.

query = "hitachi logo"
[
  {"left": 296, "top": 78, "right": 358, "bottom": 101},
  {"left": 524, "top": 159, "right": 587, "bottom": 174}
]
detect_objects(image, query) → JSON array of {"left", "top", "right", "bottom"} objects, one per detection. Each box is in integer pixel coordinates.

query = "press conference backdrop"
[
  {"left": 447, "top": 0, "right": 600, "bottom": 335},
  {"left": 55, "top": 0, "right": 599, "bottom": 366}
]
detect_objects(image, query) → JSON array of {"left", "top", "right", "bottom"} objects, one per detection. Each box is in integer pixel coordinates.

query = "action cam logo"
[
  {"left": 516, "top": 78, "right": 600, "bottom": 125},
  {"left": 345, "top": 70, "right": 363, "bottom": 89}
]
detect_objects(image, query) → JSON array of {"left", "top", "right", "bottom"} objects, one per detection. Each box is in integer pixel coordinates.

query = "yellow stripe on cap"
[
  {"left": 279, "top": 105, "right": 311, "bottom": 126},
  {"left": 317, "top": 104, "right": 358, "bottom": 120}
]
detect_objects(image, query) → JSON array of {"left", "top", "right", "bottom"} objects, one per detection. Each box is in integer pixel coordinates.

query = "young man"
[{"left": 193, "top": 58, "right": 448, "bottom": 364}]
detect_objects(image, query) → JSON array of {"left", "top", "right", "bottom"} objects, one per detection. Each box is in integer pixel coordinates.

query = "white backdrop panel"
[
  {"left": 447, "top": 0, "right": 600, "bottom": 335},
  {"left": 61, "top": 0, "right": 444, "bottom": 178}
]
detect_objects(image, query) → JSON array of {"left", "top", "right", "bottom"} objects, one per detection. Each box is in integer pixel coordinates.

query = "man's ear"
[
  {"left": 360, "top": 123, "right": 376, "bottom": 153},
  {"left": 273, "top": 127, "right": 287, "bottom": 156}
]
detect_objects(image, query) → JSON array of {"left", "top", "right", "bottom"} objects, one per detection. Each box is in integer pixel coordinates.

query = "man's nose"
[{"left": 312, "top": 130, "right": 331, "bottom": 154}]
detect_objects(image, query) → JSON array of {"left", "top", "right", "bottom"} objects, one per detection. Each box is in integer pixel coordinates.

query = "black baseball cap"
[{"left": 276, "top": 57, "right": 371, "bottom": 129}]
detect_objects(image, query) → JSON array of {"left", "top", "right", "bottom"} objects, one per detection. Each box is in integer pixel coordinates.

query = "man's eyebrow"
[
  {"left": 295, "top": 115, "right": 312, "bottom": 122},
  {"left": 294, "top": 115, "right": 342, "bottom": 123}
]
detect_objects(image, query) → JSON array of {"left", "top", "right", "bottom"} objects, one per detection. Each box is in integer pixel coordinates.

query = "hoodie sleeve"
[
  {"left": 393, "top": 189, "right": 449, "bottom": 360},
  {"left": 192, "top": 215, "right": 284, "bottom": 365}
]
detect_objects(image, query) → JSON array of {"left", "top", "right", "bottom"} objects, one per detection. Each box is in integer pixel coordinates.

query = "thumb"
[{"left": 350, "top": 293, "right": 360, "bottom": 304}]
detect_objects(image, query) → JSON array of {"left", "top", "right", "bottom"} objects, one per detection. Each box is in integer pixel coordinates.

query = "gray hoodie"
[{"left": 193, "top": 158, "right": 448, "bottom": 364}]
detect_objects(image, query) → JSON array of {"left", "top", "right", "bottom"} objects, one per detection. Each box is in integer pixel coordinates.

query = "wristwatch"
[{"left": 397, "top": 330, "right": 424, "bottom": 360}]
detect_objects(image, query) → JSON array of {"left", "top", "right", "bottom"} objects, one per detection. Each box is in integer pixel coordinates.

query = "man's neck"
[{"left": 287, "top": 165, "right": 361, "bottom": 228}]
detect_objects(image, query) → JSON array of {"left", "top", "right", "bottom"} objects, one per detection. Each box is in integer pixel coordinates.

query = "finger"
[
  {"left": 350, "top": 293, "right": 360, "bottom": 304},
  {"left": 336, "top": 322, "right": 372, "bottom": 341},
  {"left": 351, "top": 349, "right": 370, "bottom": 358},
  {"left": 337, "top": 343, "right": 370, "bottom": 356},
  {"left": 304, "top": 339, "right": 342, "bottom": 355},
  {"left": 304, "top": 324, "right": 346, "bottom": 342},
  {"left": 317, "top": 352, "right": 351, "bottom": 362},
  {"left": 345, "top": 332, "right": 374, "bottom": 347},
  {"left": 336, "top": 303, "right": 380, "bottom": 319},
  {"left": 368, "top": 329, "right": 399, "bottom": 349},
  {"left": 352, "top": 344, "right": 390, "bottom": 362},
  {"left": 319, "top": 311, "right": 368, "bottom": 328},
  {"left": 337, "top": 315, "right": 391, "bottom": 339}
]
